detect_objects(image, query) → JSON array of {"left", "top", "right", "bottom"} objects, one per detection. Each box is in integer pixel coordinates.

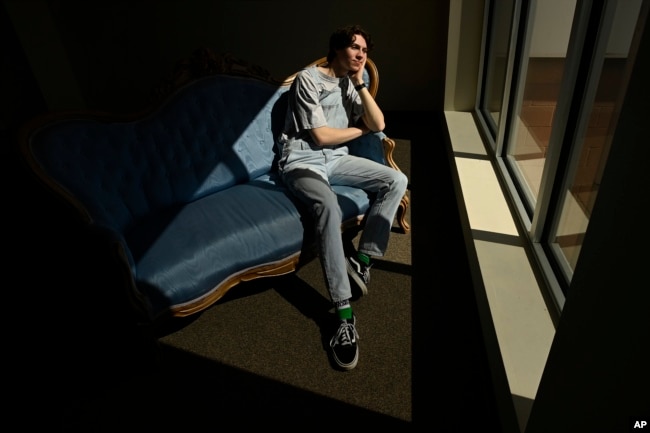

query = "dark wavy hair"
[{"left": 326, "top": 24, "right": 374, "bottom": 63}]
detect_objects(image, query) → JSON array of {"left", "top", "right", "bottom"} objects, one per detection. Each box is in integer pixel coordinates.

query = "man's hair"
[{"left": 326, "top": 24, "right": 374, "bottom": 63}]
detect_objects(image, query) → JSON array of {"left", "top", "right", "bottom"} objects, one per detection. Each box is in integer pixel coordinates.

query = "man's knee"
[{"left": 393, "top": 170, "right": 408, "bottom": 194}]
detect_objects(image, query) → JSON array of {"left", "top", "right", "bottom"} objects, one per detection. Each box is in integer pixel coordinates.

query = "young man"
[{"left": 277, "top": 25, "right": 408, "bottom": 370}]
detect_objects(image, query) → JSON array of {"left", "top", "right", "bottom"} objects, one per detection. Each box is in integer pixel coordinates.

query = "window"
[
  {"left": 475, "top": 0, "right": 646, "bottom": 311},
  {"left": 477, "top": 0, "right": 517, "bottom": 138}
]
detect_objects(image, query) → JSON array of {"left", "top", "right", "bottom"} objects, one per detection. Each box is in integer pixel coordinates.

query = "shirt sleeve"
[{"left": 291, "top": 70, "right": 328, "bottom": 131}]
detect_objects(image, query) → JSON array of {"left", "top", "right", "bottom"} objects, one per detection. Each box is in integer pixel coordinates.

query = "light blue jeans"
[{"left": 279, "top": 144, "right": 408, "bottom": 303}]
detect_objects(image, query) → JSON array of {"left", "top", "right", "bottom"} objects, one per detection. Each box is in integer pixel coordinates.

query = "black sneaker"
[
  {"left": 329, "top": 316, "right": 359, "bottom": 370},
  {"left": 346, "top": 256, "right": 371, "bottom": 296}
]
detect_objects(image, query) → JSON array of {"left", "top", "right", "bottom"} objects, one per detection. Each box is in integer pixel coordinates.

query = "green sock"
[
  {"left": 336, "top": 299, "right": 353, "bottom": 320},
  {"left": 357, "top": 252, "right": 370, "bottom": 265},
  {"left": 337, "top": 306, "right": 353, "bottom": 320}
]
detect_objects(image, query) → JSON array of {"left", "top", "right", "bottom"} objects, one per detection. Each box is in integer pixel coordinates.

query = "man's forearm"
[
  {"left": 352, "top": 82, "right": 385, "bottom": 132},
  {"left": 309, "top": 125, "right": 368, "bottom": 147}
]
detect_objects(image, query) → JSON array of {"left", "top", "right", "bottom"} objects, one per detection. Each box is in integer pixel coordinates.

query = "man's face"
[{"left": 338, "top": 34, "right": 368, "bottom": 72}]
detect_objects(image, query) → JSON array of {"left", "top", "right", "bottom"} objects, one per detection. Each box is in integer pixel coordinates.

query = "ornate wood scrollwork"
[{"left": 152, "top": 48, "right": 281, "bottom": 104}]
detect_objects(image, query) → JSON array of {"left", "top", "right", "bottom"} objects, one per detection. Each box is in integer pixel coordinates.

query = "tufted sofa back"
[{"left": 25, "top": 74, "right": 290, "bottom": 234}]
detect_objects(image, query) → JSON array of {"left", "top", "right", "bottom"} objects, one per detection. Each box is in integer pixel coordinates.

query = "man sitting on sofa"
[{"left": 277, "top": 24, "right": 408, "bottom": 371}]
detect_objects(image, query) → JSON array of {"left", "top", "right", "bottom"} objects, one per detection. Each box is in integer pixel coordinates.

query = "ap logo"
[{"left": 633, "top": 420, "right": 648, "bottom": 429}]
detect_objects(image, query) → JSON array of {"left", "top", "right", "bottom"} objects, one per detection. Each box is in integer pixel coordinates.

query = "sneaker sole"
[
  {"left": 334, "top": 353, "right": 358, "bottom": 370},
  {"left": 346, "top": 260, "right": 368, "bottom": 296}
]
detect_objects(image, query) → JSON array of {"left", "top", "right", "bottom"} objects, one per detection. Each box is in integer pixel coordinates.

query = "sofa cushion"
[{"left": 126, "top": 174, "right": 370, "bottom": 317}]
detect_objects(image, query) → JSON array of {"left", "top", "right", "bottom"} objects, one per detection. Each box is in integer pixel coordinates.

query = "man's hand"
[{"left": 350, "top": 57, "right": 366, "bottom": 87}]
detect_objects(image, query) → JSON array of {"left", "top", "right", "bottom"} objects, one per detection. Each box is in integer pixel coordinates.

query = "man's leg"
[
  {"left": 282, "top": 168, "right": 360, "bottom": 370},
  {"left": 329, "top": 155, "right": 408, "bottom": 256},
  {"left": 281, "top": 168, "right": 353, "bottom": 305},
  {"left": 329, "top": 155, "right": 408, "bottom": 293}
]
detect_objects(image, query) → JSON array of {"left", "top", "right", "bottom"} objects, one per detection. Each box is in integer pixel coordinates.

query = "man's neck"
[{"left": 319, "top": 61, "right": 347, "bottom": 78}]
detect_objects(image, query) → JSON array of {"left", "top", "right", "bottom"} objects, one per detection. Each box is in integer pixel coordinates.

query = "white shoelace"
[{"left": 330, "top": 321, "right": 359, "bottom": 347}]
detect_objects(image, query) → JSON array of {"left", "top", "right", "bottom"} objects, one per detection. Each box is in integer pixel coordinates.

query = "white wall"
[{"left": 529, "top": 0, "right": 642, "bottom": 57}]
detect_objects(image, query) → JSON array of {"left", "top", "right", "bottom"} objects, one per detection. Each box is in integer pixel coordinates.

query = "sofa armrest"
[
  {"left": 347, "top": 131, "right": 387, "bottom": 164},
  {"left": 347, "top": 131, "right": 405, "bottom": 176}
]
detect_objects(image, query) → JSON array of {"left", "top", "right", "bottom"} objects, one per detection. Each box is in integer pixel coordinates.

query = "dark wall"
[
  {"left": 2, "top": 0, "right": 448, "bottom": 121},
  {"left": 0, "top": 3, "right": 45, "bottom": 136}
]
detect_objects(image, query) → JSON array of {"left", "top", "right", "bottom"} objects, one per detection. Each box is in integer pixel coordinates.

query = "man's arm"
[
  {"left": 309, "top": 124, "right": 368, "bottom": 147},
  {"left": 349, "top": 58, "right": 385, "bottom": 133},
  {"left": 309, "top": 94, "right": 382, "bottom": 147},
  {"left": 351, "top": 90, "right": 385, "bottom": 134},
  {"left": 310, "top": 67, "right": 384, "bottom": 146}
]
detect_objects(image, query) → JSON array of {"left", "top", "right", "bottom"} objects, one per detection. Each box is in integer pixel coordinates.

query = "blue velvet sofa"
[{"left": 20, "top": 49, "right": 410, "bottom": 324}]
